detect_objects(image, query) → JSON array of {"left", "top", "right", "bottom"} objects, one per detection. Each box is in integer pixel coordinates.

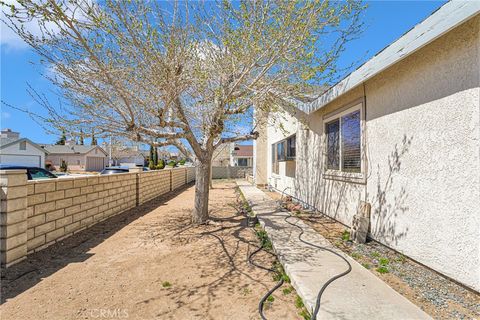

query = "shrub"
[
  {"left": 179, "top": 159, "right": 186, "bottom": 165},
  {"left": 156, "top": 159, "right": 165, "bottom": 169},
  {"left": 167, "top": 160, "right": 176, "bottom": 167},
  {"left": 376, "top": 266, "right": 389, "bottom": 274},
  {"left": 148, "top": 159, "right": 155, "bottom": 170},
  {"left": 60, "top": 160, "right": 68, "bottom": 172}
]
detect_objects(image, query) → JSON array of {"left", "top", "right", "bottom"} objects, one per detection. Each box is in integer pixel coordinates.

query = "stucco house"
[
  {"left": 0, "top": 129, "right": 49, "bottom": 167},
  {"left": 253, "top": 2, "right": 479, "bottom": 292},
  {"left": 232, "top": 145, "right": 253, "bottom": 167},
  {"left": 212, "top": 143, "right": 253, "bottom": 167},
  {"left": 41, "top": 141, "right": 108, "bottom": 171}
]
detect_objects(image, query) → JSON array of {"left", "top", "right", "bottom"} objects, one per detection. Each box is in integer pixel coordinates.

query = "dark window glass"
[
  {"left": 341, "top": 110, "right": 361, "bottom": 172},
  {"left": 287, "top": 135, "right": 296, "bottom": 159},
  {"left": 277, "top": 141, "right": 285, "bottom": 161},
  {"left": 326, "top": 119, "right": 340, "bottom": 170},
  {"left": 237, "top": 158, "right": 248, "bottom": 166}
]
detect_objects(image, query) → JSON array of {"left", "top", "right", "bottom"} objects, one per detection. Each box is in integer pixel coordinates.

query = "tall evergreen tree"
[
  {"left": 91, "top": 129, "right": 97, "bottom": 145},
  {"left": 153, "top": 146, "right": 158, "bottom": 166},
  {"left": 79, "top": 129, "right": 84, "bottom": 145},
  {"left": 55, "top": 130, "right": 66, "bottom": 145}
]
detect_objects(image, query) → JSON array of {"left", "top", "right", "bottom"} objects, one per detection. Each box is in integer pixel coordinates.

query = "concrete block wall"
[
  {"left": 26, "top": 173, "right": 137, "bottom": 253},
  {"left": 186, "top": 167, "right": 195, "bottom": 183},
  {"left": 171, "top": 168, "right": 186, "bottom": 190},
  {"left": 212, "top": 166, "right": 253, "bottom": 179},
  {"left": 1, "top": 167, "right": 195, "bottom": 266},
  {"left": 138, "top": 170, "right": 171, "bottom": 204},
  {"left": 1, "top": 170, "right": 28, "bottom": 266}
]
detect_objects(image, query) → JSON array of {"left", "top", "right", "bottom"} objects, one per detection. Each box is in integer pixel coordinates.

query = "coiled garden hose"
[
  {"left": 246, "top": 214, "right": 283, "bottom": 320},
  {"left": 253, "top": 186, "right": 352, "bottom": 320},
  {"left": 283, "top": 214, "right": 352, "bottom": 320}
]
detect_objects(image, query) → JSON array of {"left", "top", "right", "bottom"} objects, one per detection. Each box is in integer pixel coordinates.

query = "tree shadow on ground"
[{"left": 0, "top": 183, "right": 194, "bottom": 304}]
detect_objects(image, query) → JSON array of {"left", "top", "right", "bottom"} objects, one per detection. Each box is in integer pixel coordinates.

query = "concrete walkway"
[{"left": 237, "top": 181, "right": 431, "bottom": 320}]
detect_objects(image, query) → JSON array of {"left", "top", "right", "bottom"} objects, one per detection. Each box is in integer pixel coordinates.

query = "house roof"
[
  {"left": 297, "top": 1, "right": 480, "bottom": 114},
  {"left": 0, "top": 138, "right": 49, "bottom": 154},
  {"left": 233, "top": 145, "right": 253, "bottom": 157},
  {"left": 40, "top": 144, "right": 108, "bottom": 156}
]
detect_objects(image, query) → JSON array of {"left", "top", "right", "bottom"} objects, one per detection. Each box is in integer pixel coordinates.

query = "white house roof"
[
  {"left": 298, "top": 0, "right": 480, "bottom": 114},
  {"left": 40, "top": 144, "right": 108, "bottom": 156},
  {"left": 0, "top": 138, "right": 49, "bottom": 154}
]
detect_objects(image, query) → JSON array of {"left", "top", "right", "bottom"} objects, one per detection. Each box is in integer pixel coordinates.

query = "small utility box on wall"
[{"left": 350, "top": 201, "right": 371, "bottom": 244}]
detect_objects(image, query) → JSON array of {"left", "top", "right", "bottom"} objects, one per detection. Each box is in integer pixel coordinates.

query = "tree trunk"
[
  {"left": 192, "top": 160, "right": 211, "bottom": 224},
  {"left": 209, "top": 161, "right": 213, "bottom": 189}
]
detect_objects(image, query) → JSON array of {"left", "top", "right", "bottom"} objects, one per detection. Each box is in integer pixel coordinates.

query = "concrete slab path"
[{"left": 237, "top": 181, "right": 432, "bottom": 320}]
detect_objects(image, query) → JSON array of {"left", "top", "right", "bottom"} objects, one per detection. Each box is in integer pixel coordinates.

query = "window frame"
[
  {"left": 19, "top": 141, "right": 27, "bottom": 150},
  {"left": 323, "top": 98, "right": 366, "bottom": 184},
  {"left": 286, "top": 134, "right": 296, "bottom": 160}
]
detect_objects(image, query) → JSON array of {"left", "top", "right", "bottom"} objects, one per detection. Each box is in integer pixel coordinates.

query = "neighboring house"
[
  {"left": 211, "top": 143, "right": 233, "bottom": 167},
  {"left": 232, "top": 145, "right": 253, "bottom": 167},
  {"left": 212, "top": 143, "right": 253, "bottom": 167},
  {"left": 254, "top": 2, "right": 479, "bottom": 292},
  {"left": 41, "top": 140, "right": 108, "bottom": 171},
  {"left": 0, "top": 129, "right": 49, "bottom": 167},
  {"left": 111, "top": 147, "right": 148, "bottom": 167}
]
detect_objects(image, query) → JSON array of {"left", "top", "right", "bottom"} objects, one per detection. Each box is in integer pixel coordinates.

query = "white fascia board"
[{"left": 300, "top": 1, "right": 480, "bottom": 114}]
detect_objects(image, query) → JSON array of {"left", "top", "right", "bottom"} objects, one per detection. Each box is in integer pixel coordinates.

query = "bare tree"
[{"left": 2, "top": 0, "right": 364, "bottom": 223}]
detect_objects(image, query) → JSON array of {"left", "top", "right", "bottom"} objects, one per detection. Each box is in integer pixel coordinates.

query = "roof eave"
[{"left": 300, "top": 1, "right": 480, "bottom": 115}]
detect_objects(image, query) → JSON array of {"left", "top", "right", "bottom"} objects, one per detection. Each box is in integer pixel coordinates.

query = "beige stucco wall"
[
  {"left": 46, "top": 148, "right": 107, "bottom": 171},
  {"left": 261, "top": 16, "right": 480, "bottom": 291}
]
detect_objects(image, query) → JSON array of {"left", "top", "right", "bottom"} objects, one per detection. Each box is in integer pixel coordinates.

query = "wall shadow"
[{"left": 0, "top": 183, "right": 194, "bottom": 304}]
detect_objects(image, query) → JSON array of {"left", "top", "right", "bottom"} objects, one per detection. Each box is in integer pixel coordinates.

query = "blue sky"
[{"left": 1, "top": 1, "right": 446, "bottom": 145}]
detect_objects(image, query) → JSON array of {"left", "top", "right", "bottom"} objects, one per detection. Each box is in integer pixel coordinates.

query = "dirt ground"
[
  {"left": 264, "top": 190, "right": 480, "bottom": 320},
  {"left": 1, "top": 182, "right": 301, "bottom": 320}
]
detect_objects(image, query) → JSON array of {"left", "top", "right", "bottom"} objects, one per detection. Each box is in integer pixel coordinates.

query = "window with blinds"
[
  {"left": 326, "top": 120, "right": 340, "bottom": 170},
  {"left": 325, "top": 108, "right": 361, "bottom": 173},
  {"left": 341, "top": 110, "right": 361, "bottom": 172}
]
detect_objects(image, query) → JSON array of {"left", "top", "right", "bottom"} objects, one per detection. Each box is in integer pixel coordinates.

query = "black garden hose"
[
  {"left": 248, "top": 245, "right": 284, "bottom": 320},
  {"left": 283, "top": 214, "right": 352, "bottom": 320},
  {"left": 278, "top": 186, "right": 352, "bottom": 320}
]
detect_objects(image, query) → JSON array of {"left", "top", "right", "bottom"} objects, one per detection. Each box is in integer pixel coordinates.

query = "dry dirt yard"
[{"left": 1, "top": 181, "right": 301, "bottom": 320}]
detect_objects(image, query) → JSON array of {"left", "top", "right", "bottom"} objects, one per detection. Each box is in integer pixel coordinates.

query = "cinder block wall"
[
  {"left": 212, "top": 166, "right": 253, "bottom": 179},
  {"left": 26, "top": 173, "right": 137, "bottom": 253},
  {"left": 1, "top": 167, "right": 195, "bottom": 266},
  {"left": 138, "top": 170, "right": 171, "bottom": 204}
]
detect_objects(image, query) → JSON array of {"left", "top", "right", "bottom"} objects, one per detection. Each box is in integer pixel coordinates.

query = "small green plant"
[
  {"left": 341, "top": 230, "right": 350, "bottom": 241},
  {"left": 395, "top": 254, "right": 407, "bottom": 264},
  {"left": 350, "top": 252, "right": 361, "bottom": 259},
  {"left": 162, "top": 281, "right": 172, "bottom": 288},
  {"left": 242, "top": 287, "right": 252, "bottom": 296},
  {"left": 379, "top": 257, "right": 389, "bottom": 266},
  {"left": 371, "top": 251, "right": 381, "bottom": 258},
  {"left": 376, "top": 266, "right": 389, "bottom": 274},
  {"left": 255, "top": 228, "right": 273, "bottom": 251},
  {"left": 167, "top": 160, "right": 176, "bottom": 167},
  {"left": 295, "top": 295, "right": 304, "bottom": 309},
  {"left": 299, "top": 309, "right": 312, "bottom": 320},
  {"left": 282, "top": 287, "right": 293, "bottom": 295},
  {"left": 362, "top": 263, "right": 371, "bottom": 269},
  {"left": 266, "top": 295, "right": 275, "bottom": 303},
  {"left": 179, "top": 159, "right": 186, "bottom": 165}
]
